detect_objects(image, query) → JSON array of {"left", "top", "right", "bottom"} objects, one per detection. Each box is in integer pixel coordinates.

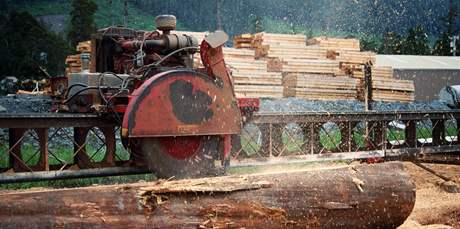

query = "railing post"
[{"left": 405, "top": 120, "right": 417, "bottom": 148}]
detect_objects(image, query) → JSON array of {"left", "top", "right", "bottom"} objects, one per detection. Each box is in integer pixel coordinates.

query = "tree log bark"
[{"left": 0, "top": 162, "right": 415, "bottom": 228}]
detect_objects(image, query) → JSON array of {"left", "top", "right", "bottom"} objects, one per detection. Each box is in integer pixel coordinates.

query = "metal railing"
[{"left": 231, "top": 110, "right": 460, "bottom": 164}]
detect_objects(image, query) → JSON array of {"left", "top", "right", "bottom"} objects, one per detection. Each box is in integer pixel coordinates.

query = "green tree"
[
  {"left": 254, "top": 16, "right": 264, "bottom": 33},
  {"left": 67, "top": 0, "right": 98, "bottom": 48},
  {"left": 401, "top": 25, "right": 431, "bottom": 55},
  {"left": 433, "top": 32, "right": 453, "bottom": 56},
  {"left": 379, "top": 30, "right": 402, "bottom": 54},
  {"left": 359, "top": 34, "right": 381, "bottom": 52},
  {"left": 0, "top": 11, "right": 71, "bottom": 82},
  {"left": 433, "top": 1, "right": 459, "bottom": 56}
]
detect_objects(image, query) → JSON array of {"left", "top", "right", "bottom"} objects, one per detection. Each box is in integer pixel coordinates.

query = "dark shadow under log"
[{"left": 0, "top": 162, "right": 415, "bottom": 228}]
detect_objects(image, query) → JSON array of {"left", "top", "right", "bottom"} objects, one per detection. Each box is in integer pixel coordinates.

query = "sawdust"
[{"left": 399, "top": 162, "right": 460, "bottom": 229}]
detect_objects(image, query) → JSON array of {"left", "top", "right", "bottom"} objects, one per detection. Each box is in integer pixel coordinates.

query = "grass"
[
  {"left": 0, "top": 174, "right": 156, "bottom": 190},
  {"left": 238, "top": 125, "right": 459, "bottom": 157},
  {"left": 0, "top": 140, "right": 136, "bottom": 190}
]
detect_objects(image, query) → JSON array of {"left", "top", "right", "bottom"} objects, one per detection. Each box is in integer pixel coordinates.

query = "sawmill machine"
[{"left": 61, "top": 15, "right": 257, "bottom": 178}]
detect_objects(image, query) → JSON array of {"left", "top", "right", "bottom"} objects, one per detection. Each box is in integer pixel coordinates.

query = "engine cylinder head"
[{"left": 155, "top": 15, "right": 177, "bottom": 34}]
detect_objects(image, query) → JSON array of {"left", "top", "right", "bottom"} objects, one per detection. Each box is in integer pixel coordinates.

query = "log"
[{"left": 0, "top": 162, "right": 415, "bottom": 228}]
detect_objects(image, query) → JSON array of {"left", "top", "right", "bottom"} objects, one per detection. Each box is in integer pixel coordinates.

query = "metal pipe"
[{"left": 0, "top": 167, "right": 150, "bottom": 184}]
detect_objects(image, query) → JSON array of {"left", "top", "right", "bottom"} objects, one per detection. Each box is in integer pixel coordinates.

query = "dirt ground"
[{"left": 399, "top": 162, "right": 460, "bottom": 229}]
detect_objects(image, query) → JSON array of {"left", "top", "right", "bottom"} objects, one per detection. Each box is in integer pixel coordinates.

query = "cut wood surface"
[
  {"left": 191, "top": 31, "right": 414, "bottom": 102},
  {"left": 232, "top": 72, "right": 282, "bottom": 86},
  {"left": 373, "top": 90, "right": 415, "bottom": 103},
  {"left": 306, "top": 36, "right": 361, "bottom": 51},
  {"left": 352, "top": 66, "right": 394, "bottom": 79},
  {"left": 234, "top": 85, "right": 284, "bottom": 98},
  {"left": 372, "top": 78, "right": 415, "bottom": 92},
  {"left": 330, "top": 50, "right": 376, "bottom": 64},
  {"left": 0, "top": 162, "right": 415, "bottom": 228}
]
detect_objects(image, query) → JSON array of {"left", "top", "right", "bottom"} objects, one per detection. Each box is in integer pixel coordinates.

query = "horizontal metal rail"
[
  {"left": 0, "top": 166, "right": 149, "bottom": 184},
  {"left": 0, "top": 110, "right": 459, "bottom": 183},
  {"left": 252, "top": 110, "right": 460, "bottom": 123},
  {"left": 0, "top": 113, "right": 115, "bottom": 128}
]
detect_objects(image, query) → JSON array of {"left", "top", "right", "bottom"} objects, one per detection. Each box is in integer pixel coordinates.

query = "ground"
[{"left": 399, "top": 163, "right": 460, "bottom": 229}]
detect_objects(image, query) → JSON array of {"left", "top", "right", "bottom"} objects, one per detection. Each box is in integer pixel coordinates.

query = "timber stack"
[
  {"left": 185, "top": 31, "right": 284, "bottom": 98},
  {"left": 233, "top": 32, "right": 415, "bottom": 102},
  {"left": 65, "top": 41, "right": 92, "bottom": 75}
]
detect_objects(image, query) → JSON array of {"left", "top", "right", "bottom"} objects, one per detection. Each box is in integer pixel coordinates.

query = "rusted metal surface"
[
  {"left": 122, "top": 39, "right": 242, "bottom": 138},
  {"left": 0, "top": 113, "right": 114, "bottom": 128},
  {"left": 122, "top": 70, "right": 241, "bottom": 137}
]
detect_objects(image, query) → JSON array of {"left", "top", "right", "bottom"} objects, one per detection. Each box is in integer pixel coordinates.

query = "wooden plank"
[
  {"left": 234, "top": 85, "right": 284, "bottom": 92},
  {"left": 283, "top": 73, "right": 358, "bottom": 99},
  {"left": 372, "top": 79, "right": 415, "bottom": 92},
  {"left": 331, "top": 50, "right": 376, "bottom": 64},
  {"left": 352, "top": 66, "right": 394, "bottom": 79},
  {"left": 306, "top": 37, "right": 361, "bottom": 51},
  {"left": 232, "top": 71, "right": 283, "bottom": 86},
  {"left": 373, "top": 89, "right": 415, "bottom": 103},
  {"left": 235, "top": 92, "right": 284, "bottom": 98}
]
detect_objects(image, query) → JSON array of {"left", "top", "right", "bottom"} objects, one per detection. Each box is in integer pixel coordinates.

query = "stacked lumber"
[
  {"left": 192, "top": 46, "right": 283, "bottom": 98},
  {"left": 283, "top": 74, "right": 359, "bottom": 100},
  {"left": 306, "top": 36, "right": 360, "bottom": 51},
  {"left": 329, "top": 50, "right": 376, "bottom": 65},
  {"left": 224, "top": 47, "right": 257, "bottom": 60},
  {"left": 256, "top": 46, "right": 328, "bottom": 60},
  {"left": 250, "top": 33, "right": 327, "bottom": 60},
  {"left": 253, "top": 33, "right": 307, "bottom": 47},
  {"left": 372, "top": 78, "right": 415, "bottom": 103},
  {"left": 229, "top": 31, "right": 415, "bottom": 103},
  {"left": 350, "top": 66, "right": 414, "bottom": 102},
  {"left": 352, "top": 66, "right": 394, "bottom": 79},
  {"left": 65, "top": 54, "right": 83, "bottom": 74},
  {"left": 371, "top": 66, "right": 394, "bottom": 79},
  {"left": 65, "top": 41, "right": 92, "bottom": 74},
  {"left": 76, "top": 41, "right": 91, "bottom": 53},
  {"left": 233, "top": 33, "right": 255, "bottom": 49},
  {"left": 226, "top": 49, "right": 283, "bottom": 98},
  {"left": 282, "top": 59, "right": 341, "bottom": 75}
]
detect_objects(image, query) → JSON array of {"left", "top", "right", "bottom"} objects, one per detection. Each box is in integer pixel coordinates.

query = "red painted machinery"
[{"left": 61, "top": 15, "right": 258, "bottom": 178}]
